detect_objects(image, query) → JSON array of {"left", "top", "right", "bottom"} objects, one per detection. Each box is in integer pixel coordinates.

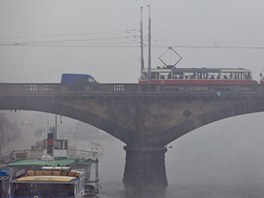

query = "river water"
[
  {"left": 99, "top": 183, "right": 264, "bottom": 198},
  {"left": 94, "top": 135, "right": 264, "bottom": 198},
  {"left": 2, "top": 133, "right": 264, "bottom": 198}
]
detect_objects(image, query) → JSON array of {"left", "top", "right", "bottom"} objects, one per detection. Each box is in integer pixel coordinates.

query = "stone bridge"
[{"left": 0, "top": 83, "right": 264, "bottom": 188}]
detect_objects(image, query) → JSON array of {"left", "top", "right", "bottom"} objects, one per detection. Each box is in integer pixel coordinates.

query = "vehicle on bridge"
[
  {"left": 61, "top": 73, "right": 97, "bottom": 84},
  {"left": 139, "top": 67, "right": 257, "bottom": 85}
]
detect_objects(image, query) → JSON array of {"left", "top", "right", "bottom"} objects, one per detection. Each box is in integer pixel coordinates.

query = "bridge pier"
[{"left": 123, "top": 145, "right": 168, "bottom": 193}]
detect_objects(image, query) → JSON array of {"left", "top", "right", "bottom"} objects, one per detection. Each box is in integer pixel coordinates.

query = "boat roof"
[
  {"left": 0, "top": 165, "right": 11, "bottom": 176},
  {"left": 0, "top": 164, "right": 8, "bottom": 169},
  {"left": 8, "top": 159, "right": 75, "bottom": 167},
  {"left": 13, "top": 175, "right": 76, "bottom": 184}
]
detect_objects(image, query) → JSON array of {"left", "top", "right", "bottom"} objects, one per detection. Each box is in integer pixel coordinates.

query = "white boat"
[
  {"left": 10, "top": 166, "right": 87, "bottom": 198},
  {"left": 8, "top": 131, "right": 100, "bottom": 198}
]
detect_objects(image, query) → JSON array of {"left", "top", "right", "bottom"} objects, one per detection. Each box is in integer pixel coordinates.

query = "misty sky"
[
  {"left": 1, "top": 0, "right": 264, "bottom": 83},
  {"left": 0, "top": 0, "right": 264, "bottom": 189}
]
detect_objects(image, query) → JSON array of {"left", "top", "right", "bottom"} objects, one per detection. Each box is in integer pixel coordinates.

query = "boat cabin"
[{"left": 10, "top": 167, "right": 86, "bottom": 198}]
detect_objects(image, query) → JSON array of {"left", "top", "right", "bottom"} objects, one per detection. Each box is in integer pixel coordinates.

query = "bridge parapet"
[{"left": 0, "top": 83, "right": 263, "bottom": 98}]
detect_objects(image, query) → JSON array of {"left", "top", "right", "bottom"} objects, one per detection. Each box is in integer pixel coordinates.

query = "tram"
[
  {"left": 137, "top": 7, "right": 258, "bottom": 86},
  {"left": 139, "top": 67, "right": 258, "bottom": 85}
]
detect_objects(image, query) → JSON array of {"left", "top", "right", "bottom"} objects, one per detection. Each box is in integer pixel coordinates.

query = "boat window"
[
  {"left": 13, "top": 183, "right": 75, "bottom": 197},
  {"left": 54, "top": 140, "right": 68, "bottom": 149}
]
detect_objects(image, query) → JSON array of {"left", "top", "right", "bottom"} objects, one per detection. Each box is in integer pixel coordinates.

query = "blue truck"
[{"left": 61, "top": 73, "right": 97, "bottom": 84}]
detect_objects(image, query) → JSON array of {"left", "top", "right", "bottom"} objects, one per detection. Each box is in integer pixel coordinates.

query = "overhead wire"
[
  {"left": 0, "top": 29, "right": 172, "bottom": 46},
  {"left": 2, "top": 43, "right": 264, "bottom": 49},
  {"left": 0, "top": 28, "right": 139, "bottom": 47},
  {"left": 0, "top": 29, "right": 138, "bottom": 40},
  {"left": 1, "top": 30, "right": 264, "bottom": 49}
]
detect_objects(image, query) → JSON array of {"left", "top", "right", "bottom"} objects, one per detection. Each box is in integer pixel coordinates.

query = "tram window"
[
  {"left": 234, "top": 72, "right": 245, "bottom": 79},
  {"left": 173, "top": 72, "right": 183, "bottom": 79},
  {"left": 208, "top": 72, "right": 219, "bottom": 79},
  {"left": 221, "top": 72, "right": 232, "bottom": 79},
  {"left": 151, "top": 72, "right": 159, "bottom": 79},
  {"left": 245, "top": 72, "right": 251, "bottom": 79},
  {"left": 184, "top": 72, "right": 195, "bottom": 79},
  {"left": 160, "top": 72, "right": 171, "bottom": 79},
  {"left": 197, "top": 72, "right": 208, "bottom": 79},
  {"left": 140, "top": 72, "right": 147, "bottom": 80}
]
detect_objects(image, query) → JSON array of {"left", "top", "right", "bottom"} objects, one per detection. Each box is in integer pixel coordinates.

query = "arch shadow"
[
  {"left": 0, "top": 97, "right": 131, "bottom": 143},
  {"left": 161, "top": 99, "right": 264, "bottom": 145}
]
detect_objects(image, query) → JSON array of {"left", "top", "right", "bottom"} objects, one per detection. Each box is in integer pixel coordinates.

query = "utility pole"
[
  {"left": 147, "top": 4, "right": 151, "bottom": 80},
  {"left": 140, "top": 6, "right": 144, "bottom": 74},
  {"left": 54, "top": 114, "right": 57, "bottom": 139}
]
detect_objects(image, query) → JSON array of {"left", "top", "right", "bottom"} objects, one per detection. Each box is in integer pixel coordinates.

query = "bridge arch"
[
  {"left": 0, "top": 97, "right": 130, "bottom": 143},
  {"left": 161, "top": 99, "right": 264, "bottom": 145}
]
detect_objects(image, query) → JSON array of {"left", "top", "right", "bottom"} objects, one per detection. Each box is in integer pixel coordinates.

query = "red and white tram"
[{"left": 139, "top": 67, "right": 257, "bottom": 85}]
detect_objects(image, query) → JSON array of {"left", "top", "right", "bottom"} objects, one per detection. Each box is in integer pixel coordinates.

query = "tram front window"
[{"left": 151, "top": 72, "right": 159, "bottom": 79}]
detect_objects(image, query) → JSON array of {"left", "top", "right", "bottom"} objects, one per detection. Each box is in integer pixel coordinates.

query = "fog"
[
  {"left": 1, "top": 1, "right": 264, "bottom": 83},
  {"left": 1, "top": 0, "right": 264, "bottom": 197},
  {"left": 167, "top": 113, "right": 264, "bottom": 187}
]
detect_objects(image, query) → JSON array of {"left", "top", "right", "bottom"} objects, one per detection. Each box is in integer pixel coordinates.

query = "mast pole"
[
  {"left": 147, "top": 4, "right": 151, "bottom": 80},
  {"left": 54, "top": 114, "right": 57, "bottom": 139},
  {"left": 140, "top": 6, "right": 144, "bottom": 74}
]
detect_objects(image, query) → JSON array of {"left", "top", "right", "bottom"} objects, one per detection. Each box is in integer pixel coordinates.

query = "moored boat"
[
  {"left": 7, "top": 131, "right": 100, "bottom": 198},
  {"left": 0, "top": 164, "right": 11, "bottom": 197},
  {"left": 10, "top": 166, "right": 89, "bottom": 198}
]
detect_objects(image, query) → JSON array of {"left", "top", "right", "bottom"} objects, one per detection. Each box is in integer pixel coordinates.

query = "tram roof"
[{"left": 143, "top": 67, "right": 251, "bottom": 73}]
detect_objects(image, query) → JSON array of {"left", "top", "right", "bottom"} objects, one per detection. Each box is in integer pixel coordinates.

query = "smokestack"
[{"left": 47, "top": 132, "right": 54, "bottom": 156}]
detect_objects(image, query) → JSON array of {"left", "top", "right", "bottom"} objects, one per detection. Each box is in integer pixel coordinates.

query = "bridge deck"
[{"left": 0, "top": 83, "right": 263, "bottom": 98}]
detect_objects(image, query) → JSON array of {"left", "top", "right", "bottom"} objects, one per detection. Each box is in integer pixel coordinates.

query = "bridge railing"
[
  {"left": 0, "top": 83, "right": 263, "bottom": 97},
  {"left": 0, "top": 83, "right": 61, "bottom": 93}
]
